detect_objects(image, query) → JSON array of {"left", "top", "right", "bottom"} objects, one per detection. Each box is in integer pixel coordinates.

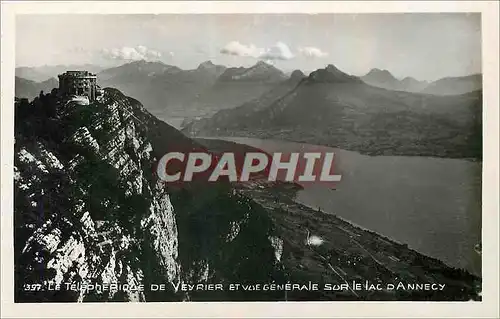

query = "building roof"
[{"left": 58, "top": 70, "right": 97, "bottom": 78}]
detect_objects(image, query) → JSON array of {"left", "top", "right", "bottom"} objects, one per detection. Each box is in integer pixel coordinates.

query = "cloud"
[
  {"left": 220, "top": 41, "right": 294, "bottom": 61},
  {"left": 220, "top": 41, "right": 265, "bottom": 58},
  {"left": 260, "top": 42, "right": 294, "bottom": 60},
  {"left": 298, "top": 46, "right": 329, "bottom": 58},
  {"left": 101, "top": 45, "right": 162, "bottom": 61}
]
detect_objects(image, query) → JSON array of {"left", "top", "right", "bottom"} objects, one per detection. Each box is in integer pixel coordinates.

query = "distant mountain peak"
[
  {"left": 118, "top": 60, "right": 173, "bottom": 71},
  {"left": 325, "top": 64, "right": 342, "bottom": 72},
  {"left": 129, "top": 59, "right": 149, "bottom": 66},
  {"left": 422, "top": 73, "right": 482, "bottom": 95},
  {"left": 129, "top": 59, "right": 165, "bottom": 66},
  {"left": 195, "top": 60, "right": 226, "bottom": 77},
  {"left": 361, "top": 69, "right": 430, "bottom": 92},
  {"left": 254, "top": 60, "right": 272, "bottom": 68},
  {"left": 365, "top": 68, "right": 397, "bottom": 81},
  {"left": 367, "top": 67, "right": 387, "bottom": 73},
  {"left": 252, "top": 60, "right": 284, "bottom": 72},
  {"left": 290, "top": 69, "right": 306, "bottom": 80},
  {"left": 218, "top": 60, "right": 285, "bottom": 83},
  {"left": 308, "top": 64, "right": 363, "bottom": 84},
  {"left": 401, "top": 76, "right": 427, "bottom": 85},
  {"left": 198, "top": 60, "right": 215, "bottom": 69},
  {"left": 402, "top": 76, "right": 416, "bottom": 81}
]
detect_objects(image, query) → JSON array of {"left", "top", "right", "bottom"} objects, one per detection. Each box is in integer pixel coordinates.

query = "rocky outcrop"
[
  {"left": 15, "top": 90, "right": 178, "bottom": 302},
  {"left": 14, "top": 88, "right": 285, "bottom": 302}
]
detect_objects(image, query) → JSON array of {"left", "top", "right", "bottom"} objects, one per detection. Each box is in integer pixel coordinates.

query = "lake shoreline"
[
  {"left": 192, "top": 134, "right": 482, "bottom": 162},
  {"left": 196, "top": 135, "right": 482, "bottom": 276}
]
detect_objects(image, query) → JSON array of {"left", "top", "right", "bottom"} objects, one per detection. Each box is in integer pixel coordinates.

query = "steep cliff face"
[{"left": 14, "top": 88, "right": 285, "bottom": 302}]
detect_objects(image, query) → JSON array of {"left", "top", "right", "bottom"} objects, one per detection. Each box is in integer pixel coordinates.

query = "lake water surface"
[{"left": 203, "top": 136, "right": 482, "bottom": 276}]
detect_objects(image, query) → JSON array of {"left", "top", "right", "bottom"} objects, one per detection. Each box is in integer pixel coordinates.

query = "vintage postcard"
[{"left": 1, "top": 1, "right": 498, "bottom": 318}]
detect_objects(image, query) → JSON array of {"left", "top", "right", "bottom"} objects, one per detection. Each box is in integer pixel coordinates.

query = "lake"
[{"left": 202, "top": 136, "right": 482, "bottom": 276}]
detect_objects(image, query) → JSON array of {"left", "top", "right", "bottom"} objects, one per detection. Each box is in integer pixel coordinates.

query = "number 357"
[{"left": 23, "top": 283, "right": 42, "bottom": 291}]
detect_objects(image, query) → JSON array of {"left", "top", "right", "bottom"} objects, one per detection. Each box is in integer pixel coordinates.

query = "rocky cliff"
[{"left": 14, "top": 88, "right": 285, "bottom": 302}]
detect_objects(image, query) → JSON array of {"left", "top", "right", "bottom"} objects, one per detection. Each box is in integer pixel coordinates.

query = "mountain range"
[
  {"left": 361, "top": 68, "right": 429, "bottom": 93},
  {"left": 183, "top": 64, "right": 482, "bottom": 159},
  {"left": 421, "top": 74, "right": 482, "bottom": 95},
  {"left": 15, "top": 76, "right": 59, "bottom": 100},
  {"left": 15, "top": 61, "right": 482, "bottom": 139},
  {"left": 96, "top": 60, "right": 288, "bottom": 120},
  {"left": 15, "top": 61, "right": 482, "bottom": 104},
  {"left": 15, "top": 60, "right": 291, "bottom": 123},
  {"left": 361, "top": 68, "right": 482, "bottom": 96}
]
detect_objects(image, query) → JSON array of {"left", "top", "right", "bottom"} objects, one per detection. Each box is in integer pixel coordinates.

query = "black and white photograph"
[{"left": 1, "top": 1, "right": 499, "bottom": 317}]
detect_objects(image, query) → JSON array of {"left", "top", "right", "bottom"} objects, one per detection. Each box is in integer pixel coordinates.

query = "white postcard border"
[{"left": 1, "top": 1, "right": 498, "bottom": 318}]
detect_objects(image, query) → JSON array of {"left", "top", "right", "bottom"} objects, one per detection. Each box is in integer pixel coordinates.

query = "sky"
[{"left": 16, "top": 13, "right": 481, "bottom": 81}]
